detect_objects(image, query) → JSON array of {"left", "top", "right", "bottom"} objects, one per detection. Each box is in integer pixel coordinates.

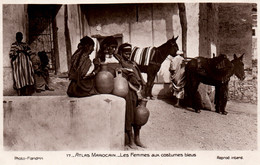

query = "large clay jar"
[
  {"left": 112, "top": 69, "right": 129, "bottom": 97},
  {"left": 134, "top": 99, "right": 150, "bottom": 126},
  {"left": 95, "top": 63, "right": 114, "bottom": 94}
]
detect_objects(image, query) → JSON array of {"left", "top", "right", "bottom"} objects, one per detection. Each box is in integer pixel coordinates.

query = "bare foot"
[
  {"left": 148, "top": 96, "right": 155, "bottom": 100},
  {"left": 127, "top": 142, "right": 137, "bottom": 149},
  {"left": 221, "top": 111, "right": 228, "bottom": 115},
  {"left": 195, "top": 109, "right": 201, "bottom": 113},
  {"left": 135, "top": 139, "right": 146, "bottom": 148},
  {"left": 174, "top": 104, "right": 182, "bottom": 108}
]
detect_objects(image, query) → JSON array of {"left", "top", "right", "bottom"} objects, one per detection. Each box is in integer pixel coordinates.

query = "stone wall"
[{"left": 228, "top": 62, "right": 257, "bottom": 104}]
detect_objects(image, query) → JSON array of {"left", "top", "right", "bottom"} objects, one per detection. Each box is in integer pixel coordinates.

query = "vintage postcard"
[{"left": 0, "top": 0, "right": 259, "bottom": 164}]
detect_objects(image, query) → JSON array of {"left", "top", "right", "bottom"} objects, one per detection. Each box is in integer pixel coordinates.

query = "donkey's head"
[
  {"left": 231, "top": 54, "right": 245, "bottom": 80},
  {"left": 167, "top": 36, "right": 179, "bottom": 57}
]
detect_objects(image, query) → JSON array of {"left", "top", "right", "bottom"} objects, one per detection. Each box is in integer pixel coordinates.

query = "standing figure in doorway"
[{"left": 9, "top": 32, "right": 35, "bottom": 96}]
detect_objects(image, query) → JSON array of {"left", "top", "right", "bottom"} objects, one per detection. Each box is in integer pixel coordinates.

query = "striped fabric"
[
  {"left": 9, "top": 42, "right": 35, "bottom": 89},
  {"left": 130, "top": 46, "right": 155, "bottom": 66}
]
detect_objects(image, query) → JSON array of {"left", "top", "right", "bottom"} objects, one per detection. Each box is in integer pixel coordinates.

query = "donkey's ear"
[
  {"left": 233, "top": 54, "right": 238, "bottom": 59},
  {"left": 239, "top": 53, "right": 245, "bottom": 60},
  {"left": 173, "top": 36, "right": 179, "bottom": 41}
]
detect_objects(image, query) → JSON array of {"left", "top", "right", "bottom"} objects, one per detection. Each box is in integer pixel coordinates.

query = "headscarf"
[
  {"left": 118, "top": 43, "right": 132, "bottom": 55},
  {"left": 98, "top": 36, "right": 118, "bottom": 62},
  {"left": 69, "top": 36, "right": 94, "bottom": 79},
  {"left": 100, "top": 36, "right": 118, "bottom": 50}
]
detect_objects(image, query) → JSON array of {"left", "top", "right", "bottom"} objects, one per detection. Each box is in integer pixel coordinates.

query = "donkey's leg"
[
  {"left": 184, "top": 71, "right": 194, "bottom": 108},
  {"left": 185, "top": 73, "right": 201, "bottom": 113},
  {"left": 146, "top": 74, "right": 156, "bottom": 99},
  {"left": 219, "top": 83, "right": 229, "bottom": 115},
  {"left": 188, "top": 71, "right": 201, "bottom": 113},
  {"left": 144, "top": 81, "right": 149, "bottom": 99},
  {"left": 191, "top": 83, "right": 201, "bottom": 113},
  {"left": 146, "top": 67, "right": 157, "bottom": 99},
  {"left": 215, "top": 85, "right": 220, "bottom": 113}
]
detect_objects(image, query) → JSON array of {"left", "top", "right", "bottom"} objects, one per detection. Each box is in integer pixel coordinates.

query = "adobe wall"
[
  {"left": 84, "top": 4, "right": 182, "bottom": 83},
  {"left": 218, "top": 3, "right": 252, "bottom": 68},
  {"left": 3, "top": 4, "right": 254, "bottom": 95},
  {"left": 185, "top": 3, "right": 200, "bottom": 58},
  {"left": 4, "top": 95, "right": 125, "bottom": 150},
  {"left": 199, "top": 3, "right": 219, "bottom": 58},
  {"left": 56, "top": 5, "right": 96, "bottom": 73},
  {"left": 3, "top": 4, "right": 28, "bottom": 96},
  {"left": 2, "top": 3, "right": 218, "bottom": 89},
  {"left": 56, "top": 5, "right": 85, "bottom": 73}
]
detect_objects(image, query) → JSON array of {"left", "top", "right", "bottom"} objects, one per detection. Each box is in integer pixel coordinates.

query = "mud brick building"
[{"left": 3, "top": 3, "right": 256, "bottom": 96}]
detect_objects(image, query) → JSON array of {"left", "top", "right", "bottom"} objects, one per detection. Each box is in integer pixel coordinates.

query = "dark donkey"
[
  {"left": 184, "top": 54, "right": 245, "bottom": 115},
  {"left": 130, "top": 36, "right": 179, "bottom": 99}
]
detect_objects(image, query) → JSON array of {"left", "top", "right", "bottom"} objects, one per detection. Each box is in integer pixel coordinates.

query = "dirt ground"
[
  {"left": 35, "top": 75, "right": 257, "bottom": 151},
  {"left": 138, "top": 99, "right": 257, "bottom": 151}
]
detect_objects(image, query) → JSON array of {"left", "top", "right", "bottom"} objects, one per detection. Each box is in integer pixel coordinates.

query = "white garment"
[
  {"left": 169, "top": 55, "right": 185, "bottom": 99},
  {"left": 105, "top": 54, "right": 119, "bottom": 63}
]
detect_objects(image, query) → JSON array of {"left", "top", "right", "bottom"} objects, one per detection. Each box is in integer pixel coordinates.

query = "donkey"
[
  {"left": 130, "top": 36, "right": 179, "bottom": 99},
  {"left": 184, "top": 54, "right": 245, "bottom": 115}
]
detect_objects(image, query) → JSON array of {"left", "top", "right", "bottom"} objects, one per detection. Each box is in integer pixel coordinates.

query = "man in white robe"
[{"left": 169, "top": 50, "right": 185, "bottom": 107}]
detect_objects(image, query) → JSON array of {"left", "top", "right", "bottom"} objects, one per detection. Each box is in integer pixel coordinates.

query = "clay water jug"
[
  {"left": 95, "top": 63, "right": 114, "bottom": 94},
  {"left": 134, "top": 99, "right": 150, "bottom": 126},
  {"left": 112, "top": 69, "right": 129, "bottom": 97}
]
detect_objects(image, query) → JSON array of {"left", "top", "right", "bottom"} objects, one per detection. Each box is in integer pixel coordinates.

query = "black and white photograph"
[{"left": 1, "top": 0, "right": 259, "bottom": 164}]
